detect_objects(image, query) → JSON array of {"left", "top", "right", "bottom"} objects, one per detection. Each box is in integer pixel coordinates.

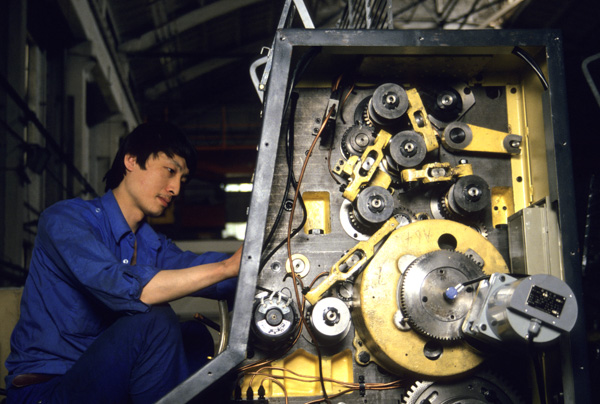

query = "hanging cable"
[{"left": 286, "top": 105, "right": 336, "bottom": 404}]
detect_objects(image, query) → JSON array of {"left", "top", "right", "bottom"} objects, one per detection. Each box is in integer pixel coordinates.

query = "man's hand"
[{"left": 222, "top": 244, "right": 242, "bottom": 279}]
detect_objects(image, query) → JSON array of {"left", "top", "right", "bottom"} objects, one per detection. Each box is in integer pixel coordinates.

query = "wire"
[
  {"left": 243, "top": 367, "right": 403, "bottom": 404},
  {"left": 286, "top": 105, "right": 337, "bottom": 404},
  {"left": 260, "top": 47, "right": 321, "bottom": 269},
  {"left": 261, "top": 92, "right": 301, "bottom": 259},
  {"left": 462, "top": 275, "right": 490, "bottom": 286},
  {"left": 512, "top": 46, "right": 549, "bottom": 91},
  {"left": 260, "top": 377, "right": 289, "bottom": 404}
]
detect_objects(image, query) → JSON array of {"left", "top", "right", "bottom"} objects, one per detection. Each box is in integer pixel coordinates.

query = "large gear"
[
  {"left": 399, "top": 249, "right": 485, "bottom": 340},
  {"left": 352, "top": 219, "right": 509, "bottom": 377},
  {"left": 403, "top": 371, "right": 526, "bottom": 404}
]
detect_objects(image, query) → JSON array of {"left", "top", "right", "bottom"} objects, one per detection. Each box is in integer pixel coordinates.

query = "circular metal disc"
[
  {"left": 341, "top": 124, "right": 375, "bottom": 158},
  {"left": 355, "top": 185, "right": 395, "bottom": 226},
  {"left": 368, "top": 83, "right": 409, "bottom": 126},
  {"left": 400, "top": 250, "right": 484, "bottom": 340},
  {"left": 403, "top": 372, "right": 525, "bottom": 404},
  {"left": 388, "top": 130, "right": 427, "bottom": 168},
  {"left": 352, "top": 219, "right": 509, "bottom": 378}
]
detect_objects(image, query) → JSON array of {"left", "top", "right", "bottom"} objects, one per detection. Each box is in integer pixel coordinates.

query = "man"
[{"left": 5, "top": 122, "right": 241, "bottom": 403}]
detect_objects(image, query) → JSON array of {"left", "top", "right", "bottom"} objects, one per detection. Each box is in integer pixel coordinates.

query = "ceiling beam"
[
  {"left": 143, "top": 36, "right": 273, "bottom": 100},
  {"left": 119, "top": 0, "right": 266, "bottom": 53},
  {"left": 144, "top": 57, "right": 240, "bottom": 99}
]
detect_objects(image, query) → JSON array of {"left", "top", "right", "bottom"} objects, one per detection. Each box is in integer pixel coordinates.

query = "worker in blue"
[{"left": 4, "top": 122, "right": 241, "bottom": 403}]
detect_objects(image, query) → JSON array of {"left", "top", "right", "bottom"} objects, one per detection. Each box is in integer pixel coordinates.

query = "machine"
[{"left": 159, "top": 22, "right": 588, "bottom": 404}]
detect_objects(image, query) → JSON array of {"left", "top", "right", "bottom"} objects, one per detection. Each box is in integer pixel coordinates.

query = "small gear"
[
  {"left": 437, "top": 193, "right": 454, "bottom": 219},
  {"left": 354, "top": 186, "right": 395, "bottom": 227},
  {"left": 466, "top": 221, "right": 489, "bottom": 238},
  {"left": 403, "top": 371, "right": 526, "bottom": 404},
  {"left": 340, "top": 124, "right": 375, "bottom": 159},
  {"left": 368, "top": 83, "right": 409, "bottom": 127},
  {"left": 353, "top": 96, "right": 373, "bottom": 127},
  {"left": 399, "top": 249, "right": 485, "bottom": 340},
  {"left": 393, "top": 206, "right": 417, "bottom": 227},
  {"left": 363, "top": 103, "right": 374, "bottom": 127},
  {"left": 348, "top": 208, "right": 373, "bottom": 234}
]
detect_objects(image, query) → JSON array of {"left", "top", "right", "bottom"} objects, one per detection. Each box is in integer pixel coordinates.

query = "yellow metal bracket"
[
  {"left": 442, "top": 122, "right": 522, "bottom": 155},
  {"left": 334, "top": 130, "right": 393, "bottom": 202},
  {"left": 405, "top": 88, "right": 439, "bottom": 152},
  {"left": 401, "top": 161, "right": 473, "bottom": 184},
  {"left": 305, "top": 217, "right": 399, "bottom": 305},
  {"left": 491, "top": 186, "right": 515, "bottom": 227}
]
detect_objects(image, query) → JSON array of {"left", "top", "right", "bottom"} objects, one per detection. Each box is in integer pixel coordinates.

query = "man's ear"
[{"left": 124, "top": 154, "right": 137, "bottom": 172}]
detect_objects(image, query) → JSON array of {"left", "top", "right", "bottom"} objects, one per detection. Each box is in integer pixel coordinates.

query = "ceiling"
[
  {"left": 81, "top": 0, "right": 600, "bottom": 236},
  {"left": 87, "top": 0, "right": 600, "bottom": 183}
]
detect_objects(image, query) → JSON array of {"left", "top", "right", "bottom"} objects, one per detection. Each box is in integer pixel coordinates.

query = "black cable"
[
  {"left": 261, "top": 92, "right": 300, "bottom": 253},
  {"left": 259, "top": 49, "right": 321, "bottom": 270},
  {"left": 512, "top": 46, "right": 549, "bottom": 91},
  {"left": 528, "top": 335, "right": 548, "bottom": 404},
  {"left": 462, "top": 275, "right": 491, "bottom": 286},
  {"left": 259, "top": 93, "right": 308, "bottom": 270}
]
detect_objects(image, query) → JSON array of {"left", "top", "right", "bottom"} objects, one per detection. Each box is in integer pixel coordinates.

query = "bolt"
[
  {"left": 358, "top": 351, "right": 371, "bottom": 363},
  {"left": 510, "top": 140, "right": 521, "bottom": 148},
  {"left": 385, "top": 93, "right": 398, "bottom": 107},
  {"left": 361, "top": 156, "right": 375, "bottom": 172},
  {"left": 324, "top": 307, "right": 340, "bottom": 325},
  {"left": 404, "top": 142, "right": 415, "bottom": 153},
  {"left": 368, "top": 195, "right": 384, "bottom": 213},
  {"left": 430, "top": 167, "right": 446, "bottom": 178},
  {"left": 467, "top": 186, "right": 482, "bottom": 198}
]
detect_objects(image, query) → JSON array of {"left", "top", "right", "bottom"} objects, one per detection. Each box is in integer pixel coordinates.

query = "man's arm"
[{"left": 140, "top": 245, "right": 242, "bottom": 305}]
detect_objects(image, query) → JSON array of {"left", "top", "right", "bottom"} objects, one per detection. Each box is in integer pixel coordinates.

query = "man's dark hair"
[{"left": 103, "top": 122, "right": 197, "bottom": 192}]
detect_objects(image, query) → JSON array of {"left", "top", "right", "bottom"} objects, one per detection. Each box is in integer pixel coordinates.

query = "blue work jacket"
[{"left": 5, "top": 190, "right": 236, "bottom": 387}]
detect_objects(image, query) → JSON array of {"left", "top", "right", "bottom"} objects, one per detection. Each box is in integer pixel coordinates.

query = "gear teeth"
[
  {"left": 348, "top": 209, "right": 373, "bottom": 234},
  {"left": 393, "top": 206, "right": 417, "bottom": 227},
  {"left": 403, "top": 380, "right": 433, "bottom": 404},
  {"left": 400, "top": 250, "right": 486, "bottom": 341},
  {"left": 467, "top": 221, "right": 489, "bottom": 238},
  {"left": 438, "top": 194, "right": 454, "bottom": 219},
  {"left": 363, "top": 103, "right": 374, "bottom": 127},
  {"left": 403, "top": 372, "right": 526, "bottom": 404}
]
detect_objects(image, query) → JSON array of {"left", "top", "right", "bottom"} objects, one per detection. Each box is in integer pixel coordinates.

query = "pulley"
[
  {"left": 309, "top": 297, "right": 351, "bottom": 346},
  {"left": 445, "top": 175, "right": 491, "bottom": 216},
  {"left": 367, "top": 83, "right": 408, "bottom": 127},
  {"left": 388, "top": 130, "right": 427, "bottom": 168},
  {"left": 353, "top": 185, "right": 395, "bottom": 228},
  {"left": 340, "top": 124, "right": 375, "bottom": 158}
]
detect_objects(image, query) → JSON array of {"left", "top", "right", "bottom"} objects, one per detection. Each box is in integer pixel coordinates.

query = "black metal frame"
[{"left": 158, "top": 28, "right": 589, "bottom": 404}]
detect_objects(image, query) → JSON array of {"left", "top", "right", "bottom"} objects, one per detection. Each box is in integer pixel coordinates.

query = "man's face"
[{"left": 123, "top": 152, "right": 190, "bottom": 218}]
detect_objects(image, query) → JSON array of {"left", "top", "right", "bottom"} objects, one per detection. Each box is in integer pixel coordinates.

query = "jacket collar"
[{"left": 99, "top": 190, "right": 160, "bottom": 250}]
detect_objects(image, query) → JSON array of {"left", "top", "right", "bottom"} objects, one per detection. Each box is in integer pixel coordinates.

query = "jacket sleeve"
[{"left": 37, "top": 203, "right": 158, "bottom": 313}]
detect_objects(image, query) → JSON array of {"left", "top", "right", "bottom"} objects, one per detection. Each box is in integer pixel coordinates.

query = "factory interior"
[{"left": 1, "top": 0, "right": 600, "bottom": 403}]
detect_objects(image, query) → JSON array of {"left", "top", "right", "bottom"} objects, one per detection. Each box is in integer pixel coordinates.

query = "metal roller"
[
  {"left": 309, "top": 297, "right": 352, "bottom": 346},
  {"left": 367, "top": 83, "right": 409, "bottom": 127}
]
